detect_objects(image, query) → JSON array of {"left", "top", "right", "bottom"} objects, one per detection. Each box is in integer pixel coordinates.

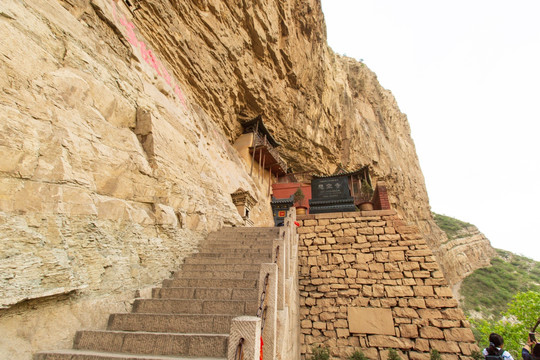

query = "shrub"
[
  {"left": 293, "top": 186, "right": 305, "bottom": 205},
  {"left": 349, "top": 350, "right": 369, "bottom": 360},
  {"left": 430, "top": 349, "right": 442, "bottom": 360},
  {"left": 432, "top": 212, "right": 472, "bottom": 239},
  {"left": 387, "top": 348, "right": 401, "bottom": 360},
  {"left": 471, "top": 350, "right": 484, "bottom": 360},
  {"left": 460, "top": 249, "right": 540, "bottom": 318},
  {"left": 359, "top": 179, "right": 374, "bottom": 202},
  {"left": 310, "top": 345, "right": 330, "bottom": 360}
]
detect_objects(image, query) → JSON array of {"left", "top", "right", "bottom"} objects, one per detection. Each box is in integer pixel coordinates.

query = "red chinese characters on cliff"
[{"left": 110, "top": 1, "right": 186, "bottom": 108}]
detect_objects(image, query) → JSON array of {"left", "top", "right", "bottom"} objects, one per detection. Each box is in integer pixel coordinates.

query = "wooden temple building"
[
  {"left": 233, "top": 115, "right": 288, "bottom": 197},
  {"left": 232, "top": 115, "right": 389, "bottom": 222}
]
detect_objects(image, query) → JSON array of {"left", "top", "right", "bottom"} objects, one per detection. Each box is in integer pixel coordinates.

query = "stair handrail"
[
  {"left": 257, "top": 272, "right": 270, "bottom": 331},
  {"left": 234, "top": 338, "right": 245, "bottom": 360},
  {"left": 227, "top": 207, "right": 299, "bottom": 360}
]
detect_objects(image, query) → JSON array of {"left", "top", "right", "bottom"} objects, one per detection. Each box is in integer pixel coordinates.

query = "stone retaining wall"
[{"left": 297, "top": 210, "right": 479, "bottom": 360}]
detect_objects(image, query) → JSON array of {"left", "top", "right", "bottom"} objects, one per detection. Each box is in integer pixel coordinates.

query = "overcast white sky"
[{"left": 321, "top": 0, "right": 540, "bottom": 261}]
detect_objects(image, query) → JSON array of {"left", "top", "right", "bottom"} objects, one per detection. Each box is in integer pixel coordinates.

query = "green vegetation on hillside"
[
  {"left": 432, "top": 212, "right": 472, "bottom": 240},
  {"left": 470, "top": 291, "right": 540, "bottom": 359},
  {"left": 434, "top": 213, "right": 540, "bottom": 359},
  {"left": 460, "top": 249, "right": 540, "bottom": 318}
]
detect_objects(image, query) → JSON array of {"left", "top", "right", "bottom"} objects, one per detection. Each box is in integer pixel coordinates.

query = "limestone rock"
[
  {"left": 436, "top": 226, "right": 496, "bottom": 288},
  {"left": 0, "top": 0, "right": 495, "bottom": 358}
]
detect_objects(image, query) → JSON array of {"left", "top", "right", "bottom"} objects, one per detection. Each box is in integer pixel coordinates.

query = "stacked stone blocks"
[{"left": 297, "top": 210, "right": 478, "bottom": 360}]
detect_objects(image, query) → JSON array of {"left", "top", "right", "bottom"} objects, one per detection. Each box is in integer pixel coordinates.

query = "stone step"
[
  {"left": 183, "top": 256, "right": 270, "bottom": 265},
  {"left": 107, "top": 313, "right": 234, "bottom": 334},
  {"left": 33, "top": 226, "right": 279, "bottom": 360},
  {"left": 178, "top": 263, "right": 261, "bottom": 273},
  {"left": 197, "top": 246, "right": 273, "bottom": 252},
  {"left": 73, "top": 330, "right": 228, "bottom": 358},
  {"left": 212, "top": 226, "right": 279, "bottom": 234},
  {"left": 153, "top": 287, "right": 257, "bottom": 301},
  {"left": 205, "top": 233, "right": 277, "bottom": 238},
  {"left": 205, "top": 232, "right": 278, "bottom": 237},
  {"left": 205, "top": 233, "right": 278, "bottom": 238},
  {"left": 190, "top": 252, "right": 271, "bottom": 260},
  {"left": 205, "top": 233, "right": 279, "bottom": 241},
  {"left": 194, "top": 248, "right": 272, "bottom": 256},
  {"left": 162, "top": 278, "right": 258, "bottom": 288},
  {"left": 207, "top": 227, "right": 278, "bottom": 234},
  {"left": 132, "top": 299, "right": 257, "bottom": 315},
  {"left": 174, "top": 270, "right": 259, "bottom": 280},
  {"left": 35, "top": 349, "right": 225, "bottom": 359},
  {"left": 197, "top": 242, "right": 273, "bottom": 250},
  {"left": 204, "top": 236, "right": 279, "bottom": 246}
]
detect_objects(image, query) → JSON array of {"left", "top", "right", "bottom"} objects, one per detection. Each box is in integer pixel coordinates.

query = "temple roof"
[
  {"left": 312, "top": 165, "right": 370, "bottom": 179},
  {"left": 241, "top": 115, "right": 281, "bottom": 148},
  {"left": 271, "top": 194, "right": 294, "bottom": 204}
]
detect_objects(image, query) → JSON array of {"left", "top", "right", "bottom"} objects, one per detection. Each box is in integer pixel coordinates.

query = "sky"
[{"left": 321, "top": 0, "right": 540, "bottom": 261}]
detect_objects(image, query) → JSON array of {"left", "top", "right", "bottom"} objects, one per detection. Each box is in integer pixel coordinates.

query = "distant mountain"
[
  {"left": 458, "top": 248, "right": 540, "bottom": 319},
  {"left": 432, "top": 213, "right": 540, "bottom": 319},
  {"left": 431, "top": 212, "right": 496, "bottom": 287}
]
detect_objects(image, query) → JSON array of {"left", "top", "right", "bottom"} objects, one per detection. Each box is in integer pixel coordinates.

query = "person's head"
[{"left": 487, "top": 333, "right": 504, "bottom": 355}]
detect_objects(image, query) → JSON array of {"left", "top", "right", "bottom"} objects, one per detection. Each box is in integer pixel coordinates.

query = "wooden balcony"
[{"left": 249, "top": 133, "right": 288, "bottom": 176}]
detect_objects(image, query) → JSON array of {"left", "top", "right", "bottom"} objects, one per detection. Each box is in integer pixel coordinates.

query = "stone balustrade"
[{"left": 228, "top": 208, "right": 300, "bottom": 360}]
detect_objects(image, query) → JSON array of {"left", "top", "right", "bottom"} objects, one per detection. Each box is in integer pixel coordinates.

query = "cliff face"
[
  {"left": 116, "top": 0, "right": 489, "bottom": 284},
  {"left": 0, "top": 0, "right": 493, "bottom": 358},
  {"left": 439, "top": 226, "right": 496, "bottom": 292}
]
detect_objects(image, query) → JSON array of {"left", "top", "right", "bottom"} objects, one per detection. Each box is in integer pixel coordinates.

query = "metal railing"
[
  {"left": 257, "top": 273, "right": 270, "bottom": 333},
  {"left": 234, "top": 338, "right": 244, "bottom": 360}
]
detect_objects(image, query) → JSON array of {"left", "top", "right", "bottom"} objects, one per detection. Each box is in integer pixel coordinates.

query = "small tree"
[
  {"left": 294, "top": 186, "right": 305, "bottom": 206},
  {"left": 359, "top": 179, "right": 374, "bottom": 203}
]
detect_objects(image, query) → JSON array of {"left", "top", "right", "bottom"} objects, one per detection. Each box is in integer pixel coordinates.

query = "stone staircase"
[{"left": 35, "top": 227, "right": 279, "bottom": 360}]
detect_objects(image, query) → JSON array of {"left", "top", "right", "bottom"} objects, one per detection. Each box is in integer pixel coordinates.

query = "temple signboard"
[
  {"left": 311, "top": 177, "right": 350, "bottom": 201},
  {"left": 309, "top": 175, "right": 357, "bottom": 214}
]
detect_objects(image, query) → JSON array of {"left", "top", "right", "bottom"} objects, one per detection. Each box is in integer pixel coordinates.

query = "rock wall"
[
  {"left": 0, "top": 1, "right": 274, "bottom": 357},
  {"left": 438, "top": 226, "right": 495, "bottom": 295},
  {"left": 0, "top": 0, "right": 492, "bottom": 358},
  {"left": 297, "top": 211, "right": 479, "bottom": 360},
  {"left": 124, "top": 0, "right": 494, "bottom": 285}
]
